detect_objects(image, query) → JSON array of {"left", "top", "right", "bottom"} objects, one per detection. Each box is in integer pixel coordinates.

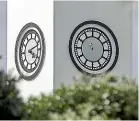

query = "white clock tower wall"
[
  {"left": 7, "top": 0, "right": 53, "bottom": 99},
  {"left": 54, "top": 1, "right": 138, "bottom": 89}
]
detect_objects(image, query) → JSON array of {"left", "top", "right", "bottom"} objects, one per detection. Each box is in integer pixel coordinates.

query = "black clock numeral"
[
  {"left": 104, "top": 49, "right": 109, "bottom": 51},
  {"left": 97, "top": 33, "right": 102, "bottom": 39},
  {"left": 75, "top": 46, "right": 82, "bottom": 49},
  {"left": 30, "top": 34, "right": 32, "bottom": 39},
  {"left": 31, "top": 64, "right": 33, "bottom": 69},
  {"left": 92, "top": 62, "right": 94, "bottom": 69},
  {"left": 26, "top": 63, "right": 28, "bottom": 68},
  {"left": 102, "top": 56, "right": 107, "bottom": 60},
  {"left": 27, "top": 37, "right": 30, "bottom": 42},
  {"left": 84, "top": 59, "right": 87, "bottom": 65},
  {"left": 97, "top": 61, "right": 101, "bottom": 66},
  {"left": 78, "top": 38, "right": 83, "bottom": 42},
  {"left": 102, "top": 40, "right": 109, "bottom": 45},
  {"left": 78, "top": 54, "right": 83, "bottom": 58},
  {"left": 22, "top": 52, "right": 25, "bottom": 54},
  {"left": 92, "top": 29, "right": 94, "bottom": 37},
  {"left": 84, "top": 32, "right": 87, "bottom": 38}
]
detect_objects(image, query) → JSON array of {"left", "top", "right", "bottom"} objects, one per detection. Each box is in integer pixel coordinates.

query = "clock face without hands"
[
  {"left": 15, "top": 23, "right": 45, "bottom": 80},
  {"left": 69, "top": 20, "right": 119, "bottom": 75}
]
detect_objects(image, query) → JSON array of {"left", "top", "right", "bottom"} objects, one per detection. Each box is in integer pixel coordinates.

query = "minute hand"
[{"left": 28, "top": 45, "right": 38, "bottom": 52}]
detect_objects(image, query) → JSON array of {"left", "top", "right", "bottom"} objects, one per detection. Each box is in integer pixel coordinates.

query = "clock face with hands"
[
  {"left": 15, "top": 23, "right": 45, "bottom": 80},
  {"left": 69, "top": 20, "right": 119, "bottom": 76}
]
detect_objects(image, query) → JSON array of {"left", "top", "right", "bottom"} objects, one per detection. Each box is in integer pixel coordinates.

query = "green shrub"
[
  {"left": 22, "top": 74, "right": 138, "bottom": 120},
  {"left": 0, "top": 71, "right": 23, "bottom": 120}
]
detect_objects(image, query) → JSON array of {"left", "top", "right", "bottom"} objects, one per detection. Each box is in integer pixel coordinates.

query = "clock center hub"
[{"left": 82, "top": 37, "right": 103, "bottom": 62}]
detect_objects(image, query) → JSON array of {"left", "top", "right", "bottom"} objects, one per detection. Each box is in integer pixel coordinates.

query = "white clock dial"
[
  {"left": 69, "top": 20, "right": 119, "bottom": 75},
  {"left": 15, "top": 23, "right": 45, "bottom": 80}
]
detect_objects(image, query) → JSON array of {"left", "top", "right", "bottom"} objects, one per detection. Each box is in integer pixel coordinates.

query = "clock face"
[
  {"left": 15, "top": 23, "right": 45, "bottom": 80},
  {"left": 69, "top": 20, "right": 119, "bottom": 75}
]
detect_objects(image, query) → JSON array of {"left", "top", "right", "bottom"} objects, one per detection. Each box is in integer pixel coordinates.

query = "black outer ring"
[
  {"left": 69, "top": 20, "right": 119, "bottom": 76},
  {"left": 15, "top": 22, "right": 46, "bottom": 81}
]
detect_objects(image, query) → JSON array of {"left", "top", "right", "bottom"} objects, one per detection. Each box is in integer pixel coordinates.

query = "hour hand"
[
  {"left": 28, "top": 45, "right": 37, "bottom": 58},
  {"left": 28, "top": 50, "right": 36, "bottom": 58},
  {"left": 89, "top": 42, "right": 93, "bottom": 50}
]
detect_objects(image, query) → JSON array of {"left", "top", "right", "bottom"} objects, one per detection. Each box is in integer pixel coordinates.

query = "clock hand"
[
  {"left": 28, "top": 45, "right": 38, "bottom": 52},
  {"left": 28, "top": 50, "right": 36, "bottom": 58},
  {"left": 28, "top": 45, "right": 38, "bottom": 58},
  {"left": 89, "top": 42, "right": 93, "bottom": 50}
]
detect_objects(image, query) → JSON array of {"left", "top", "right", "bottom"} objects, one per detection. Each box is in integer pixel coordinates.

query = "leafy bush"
[
  {"left": 0, "top": 71, "right": 23, "bottom": 120},
  {"left": 22, "top": 74, "right": 138, "bottom": 120}
]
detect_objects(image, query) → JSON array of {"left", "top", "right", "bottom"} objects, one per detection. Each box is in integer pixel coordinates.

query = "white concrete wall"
[
  {"left": 54, "top": 1, "right": 136, "bottom": 89},
  {"left": 7, "top": 0, "right": 53, "bottom": 99},
  {"left": 132, "top": 1, "right": 138, "bottom": 81}
]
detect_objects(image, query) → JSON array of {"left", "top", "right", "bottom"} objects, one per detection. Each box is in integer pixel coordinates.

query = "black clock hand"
[
  {"left": 89, "top": 42, "right": 93, "bottom": 50},
  {"left": 28, "top": 50, "right": 36, "bottom": 58},
  {"left": 28, "top": 45, "right": 38, "bottom": 52},
  {"left": 28, "top": 45, "right": 38, "bottom": 58}
]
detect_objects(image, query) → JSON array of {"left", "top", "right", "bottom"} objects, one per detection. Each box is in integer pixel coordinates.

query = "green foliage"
[
  {"left": 22, "top": 74, "right": 138, "bottom": 120},
  {"left": 0, "top": 71, "right": 23, "bottom": 120}
]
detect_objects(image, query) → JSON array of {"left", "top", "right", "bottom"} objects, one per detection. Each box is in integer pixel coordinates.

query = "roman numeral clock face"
[
  {"left": 69, "top": 21, "right": 119, "bottom": 75},
  {"left": 15, "top": 23, "right": 45, "bottom": 80}
]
